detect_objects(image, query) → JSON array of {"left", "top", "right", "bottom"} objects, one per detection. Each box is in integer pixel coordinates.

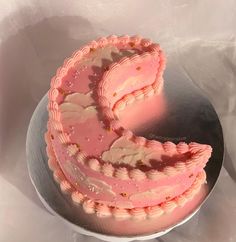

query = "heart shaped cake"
[{"left": 46, "top": 35, "right": 212, "bottom": 220}]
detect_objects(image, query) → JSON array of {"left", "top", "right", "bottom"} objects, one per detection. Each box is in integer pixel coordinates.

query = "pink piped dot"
[
  {"left": 122, "top": 129, "right": 133, "bottom": 139},
  {"left": 119, "top": 35, "right": 130, "bottom": 45},
  {"left": 72, "top": 191, "right": 84, "bottom": 204},
  {"left": 89, "top": 40, "right": 98, "bottom": 49},
  {"left": 130, "top": 35, "right": 141, "bottom": 44},
  {"left": 134, "top": 136, "right": 146, "bottom": 146},
  {"left": 107, "top": 35, "right": 118, "bottom": 44}
]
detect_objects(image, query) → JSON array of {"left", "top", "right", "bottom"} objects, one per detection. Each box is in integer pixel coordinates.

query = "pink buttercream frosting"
[{"left": 46, "top": 35, "right": 212, "bottom": 220}]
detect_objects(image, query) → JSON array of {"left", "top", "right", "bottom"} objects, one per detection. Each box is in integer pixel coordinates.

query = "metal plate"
[{"left": 26, "top": 61, "right": 224, "bottom": 241}]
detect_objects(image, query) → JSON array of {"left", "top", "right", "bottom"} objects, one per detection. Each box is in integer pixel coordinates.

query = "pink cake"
[{"left": 46, "top": 35, "right": 212, "bottom": 220}]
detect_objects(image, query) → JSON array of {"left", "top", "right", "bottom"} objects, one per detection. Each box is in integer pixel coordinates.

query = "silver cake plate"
[{"left": 26, "top": 61, "right": 224, "bottom": 242}]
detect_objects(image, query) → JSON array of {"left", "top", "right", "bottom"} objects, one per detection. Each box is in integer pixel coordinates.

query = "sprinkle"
[
  {"left": 136, "top": 160, "right": 143, "bottom": 166},
  {"left": 136, "top": 66, "right": 141, "bottom": 71},
  {"left": 129, "top": 42, "right": 135, "bottom": 47}
]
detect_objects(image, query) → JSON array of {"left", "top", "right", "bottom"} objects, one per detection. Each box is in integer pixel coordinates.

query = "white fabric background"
[{"left": 0, "top": 0, "right": 236, "bottom": 241}]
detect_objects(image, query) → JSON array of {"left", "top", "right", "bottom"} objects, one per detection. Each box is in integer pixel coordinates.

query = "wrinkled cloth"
[{"left": 0, "top": 1, "right": 236, "bottom": 242}]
